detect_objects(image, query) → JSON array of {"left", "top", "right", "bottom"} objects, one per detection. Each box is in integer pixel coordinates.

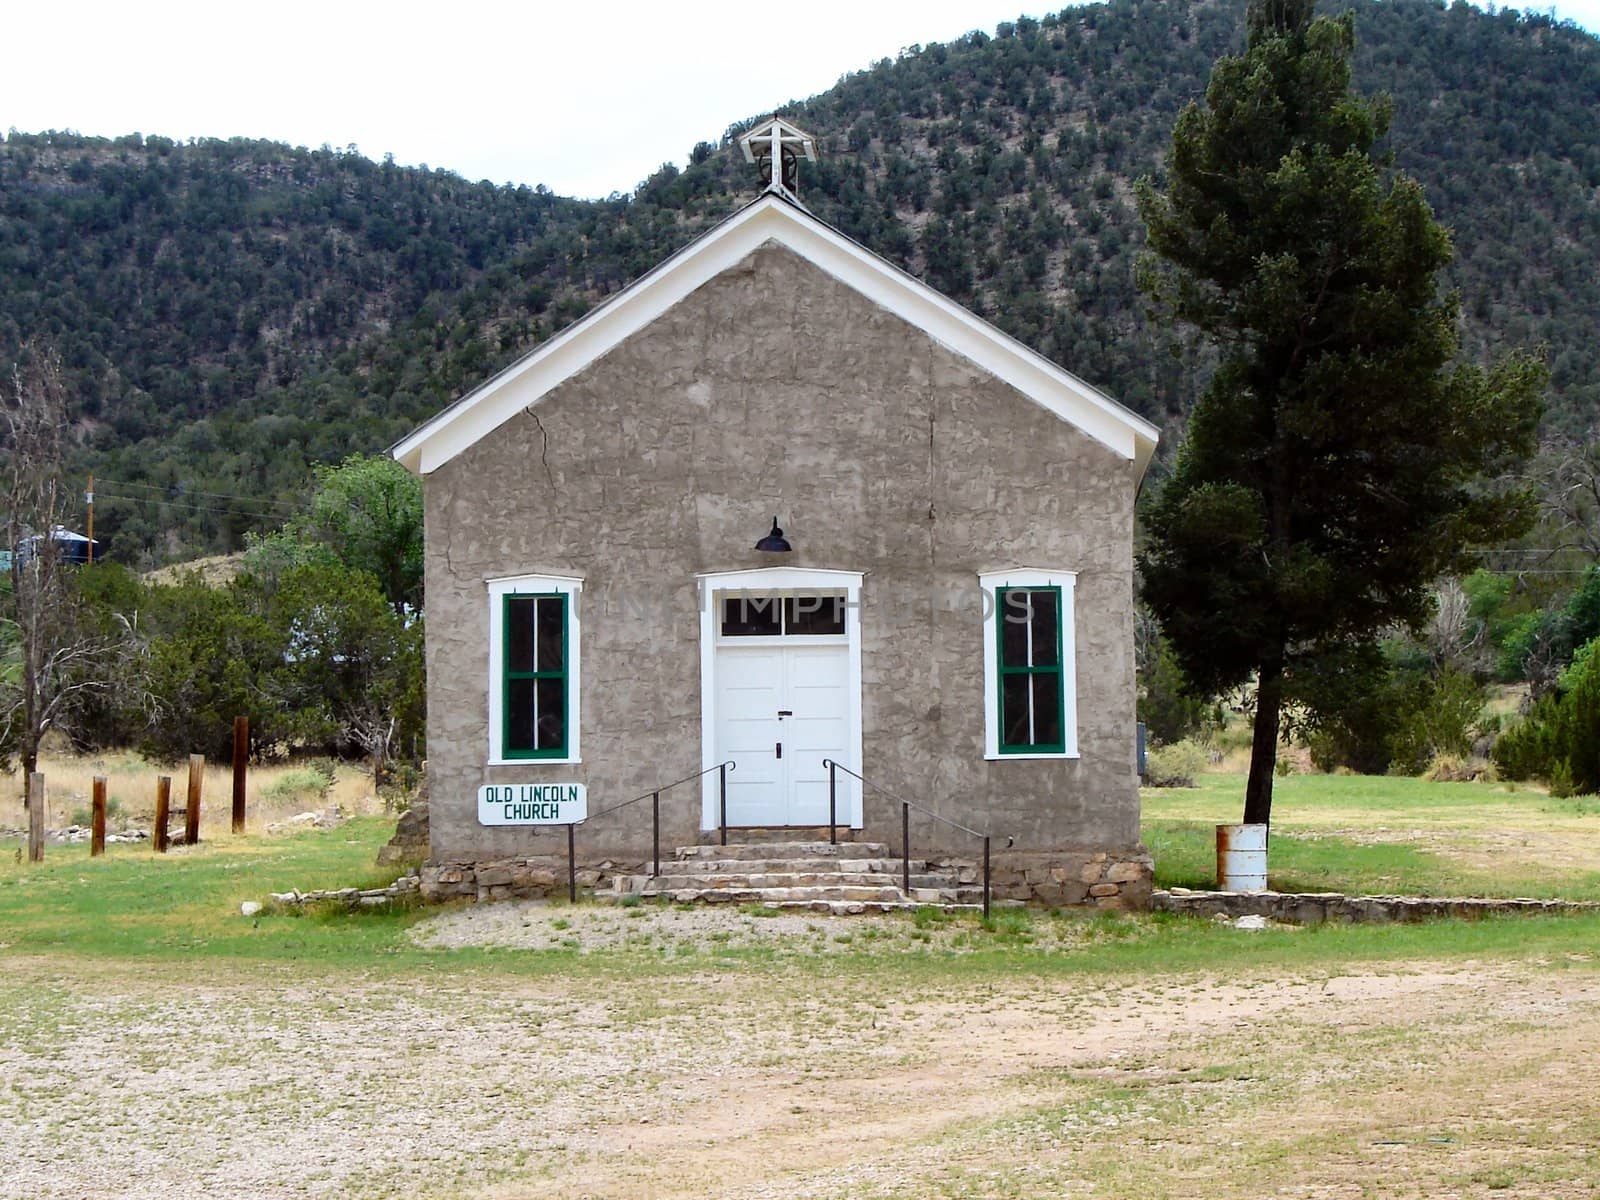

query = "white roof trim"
[{"left": 392, "top": 194, "right": 1160, "bottom": 477}]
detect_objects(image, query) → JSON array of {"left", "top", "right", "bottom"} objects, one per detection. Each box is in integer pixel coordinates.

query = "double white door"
[{"left": 714, "top": 644, "right": 850, "bottom": 827}]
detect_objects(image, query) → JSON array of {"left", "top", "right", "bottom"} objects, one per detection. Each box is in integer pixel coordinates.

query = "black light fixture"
[{"left": 755, "top": 517, "right": 792, "bottom": 553}]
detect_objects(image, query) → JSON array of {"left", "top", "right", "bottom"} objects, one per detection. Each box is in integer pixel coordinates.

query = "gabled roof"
[{"left": 391, "top": 192, "right": 1159, "bottom": 476}]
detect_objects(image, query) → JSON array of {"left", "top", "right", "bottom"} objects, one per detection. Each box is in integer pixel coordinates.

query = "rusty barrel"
[{"left": 1216, "top": 822, "right": 1268, "bottom": 892}]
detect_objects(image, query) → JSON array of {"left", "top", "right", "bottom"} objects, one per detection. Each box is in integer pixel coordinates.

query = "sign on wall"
[{"left": 477, "top": 783, "right": 588, "bottom": 826}]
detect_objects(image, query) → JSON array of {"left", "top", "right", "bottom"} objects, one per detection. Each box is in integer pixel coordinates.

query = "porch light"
[{"left": 755, "top": 518, "right": 792, "bottom": 553}]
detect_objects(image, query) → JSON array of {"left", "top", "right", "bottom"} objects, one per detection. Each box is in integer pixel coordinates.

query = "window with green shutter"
[
  {"left": 996, "top": 586, "right": 1066, "bottom": 754},
  {"left": 502, "top": 592, "right": 569, "bottom": 759}
]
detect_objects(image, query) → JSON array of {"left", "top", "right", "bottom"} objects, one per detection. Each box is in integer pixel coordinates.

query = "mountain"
[{"left": 3, "top": 0, "right": 1597, "bottom": 564}]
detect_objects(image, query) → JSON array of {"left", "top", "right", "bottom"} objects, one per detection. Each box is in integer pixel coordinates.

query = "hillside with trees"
[{"left": 2, "top": 0, "right": 1597, "bottom": 564}]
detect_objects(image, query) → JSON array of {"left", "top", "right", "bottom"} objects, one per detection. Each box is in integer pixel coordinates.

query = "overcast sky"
[{"left": 4, "top": 0, "right": 1597, "bottom": 199}]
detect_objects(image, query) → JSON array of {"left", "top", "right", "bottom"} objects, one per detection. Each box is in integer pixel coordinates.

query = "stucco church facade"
[{"left": 393, "top": 120, "right": 1160, "bottom": 908}]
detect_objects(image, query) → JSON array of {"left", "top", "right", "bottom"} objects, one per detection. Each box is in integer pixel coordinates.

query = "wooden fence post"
[
  {"left": 27, "top": 773, "right": 44, "bottom": 863},
  {"left": 91, "top": 776, "right": 107, "bottom": 857},
  {"left": 154, "top": 776, "right": 171, "bottom": 853},
  {"left": 185, "top": 755, "right": 204, "bottom": 846},
  {"left": 231, "top": 717, "right": 248, "bottom": 834}
]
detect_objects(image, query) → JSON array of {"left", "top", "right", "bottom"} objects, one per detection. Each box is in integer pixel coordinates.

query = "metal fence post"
[
  {"left": 567, "top": 822, "right": 576, "bottom": 903},
  {"left": 982, "top": 835, "right": 992, "bottom": 920},
  {"left": 828, "top": 760, "right": 837, "bottom": 845},
  {"left": 719, "top": 763, "right": 728, "bottom": 846},
  {"left": 651, "top": 790, "right": 660, "bottom": 878}
]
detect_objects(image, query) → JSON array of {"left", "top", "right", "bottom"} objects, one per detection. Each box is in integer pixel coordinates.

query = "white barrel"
[{"left": 1216, "top": 823, "right": 1269, "bottom": 892}]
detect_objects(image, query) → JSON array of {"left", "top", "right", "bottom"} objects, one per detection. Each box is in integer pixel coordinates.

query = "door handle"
[
  {"left": 775, "top": 742, "right": 782, "bottom": 759},
  {"left": 778, "top": 710, "right": 793, "bottom": 717}
]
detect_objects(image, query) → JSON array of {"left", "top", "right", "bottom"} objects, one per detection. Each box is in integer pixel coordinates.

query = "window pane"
[
  {"left": 507, "top": 598, "right": 535, "bottom": 673},
  {"left": 721, "top": 594, "right": 781, "bottom": 636},
  {"left": 1030, "top": 591, "right": 1059, "bottom": 667},
  {"left": 1000, "top": 591, "right": 1031, "bottom": 667},
  {"left": 784, "top": 594, "right": 845, "bottom": 635},
  {"left": 535, "top": 677, "right": 566, "bottom": 751},
  {"left": 506, "top": 677, "right": 536, "bottom": 751},
  {"left": 1031, "top": 672, "right": 1062, "bottom": 748},
  {"left": 535, "top": 597, "right": 564, "bottom": 671},
  {"left": 1001, "top": 673, "right": 1032, "bottom": 748}
]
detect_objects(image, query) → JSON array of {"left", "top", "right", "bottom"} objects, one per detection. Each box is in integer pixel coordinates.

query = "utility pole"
[{"left": 85, "top": 473, "right": 94, "bottom": 565}]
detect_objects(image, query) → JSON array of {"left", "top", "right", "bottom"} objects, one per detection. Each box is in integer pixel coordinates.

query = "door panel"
[
  {"left": 783, "top": 645, "right": 851, "bottom": 825},
  {"left": 714, "top": 643, "right": 852, "bottom": 826},
  {"left": 715, "top": 649, "right": 785, "bottom": 826}
]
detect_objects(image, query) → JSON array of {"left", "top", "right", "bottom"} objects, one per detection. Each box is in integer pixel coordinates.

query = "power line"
[
  {"left": 98, "top": 478, "right": 297, "bottom": 511},
  {"left": 97, "top": 491, "right": 289, "bottom": 520}
]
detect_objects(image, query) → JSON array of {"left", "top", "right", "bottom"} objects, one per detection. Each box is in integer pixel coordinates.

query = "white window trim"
[
  {"left": 487, "top": 573, "right": 583, "bottom": 765},
  {"left": 979, "top": 568, "right": 1079, "bottom": 760},
  {"left": 696, "top": 567, "right": 865, "bottom": 830}
]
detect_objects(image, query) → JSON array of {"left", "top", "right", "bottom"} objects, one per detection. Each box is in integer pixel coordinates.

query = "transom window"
[{"left": 719, "top": 592, "right": 847, "bottom": 638}]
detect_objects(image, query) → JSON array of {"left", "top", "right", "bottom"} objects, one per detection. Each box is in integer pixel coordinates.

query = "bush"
[
  {"left": 261, "top": 765, "right": 333, "bottom": 806},
  {"left": 1387, "top": 667, "right": 1486, "bottom": 775},
  {"left": 1145, "top": 739, "right": 1208, "bottom": 787},
  {"left": 1139, "top": 639, "right": 1218, "bottom": 746},
  {"left": 1494, "top": 636, "right": 1600, "bottom": 792}
]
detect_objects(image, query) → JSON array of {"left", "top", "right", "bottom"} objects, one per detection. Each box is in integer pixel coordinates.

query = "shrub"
[
  {"left": 1387, "top": 667, "right": 1486, "bottom": 775},
  {"left": 1494, "top": 636, "right": 1600, "bottom": 792},
  {"left": 1145, "top": 739, "right": 1208, "bottom": 787},
  {"left": 261, "top": 765, "right": 333, "bottom": 806}
]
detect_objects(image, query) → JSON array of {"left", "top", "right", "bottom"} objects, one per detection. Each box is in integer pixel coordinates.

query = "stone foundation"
[{"left": 420, "top": 846, "right": 1153, "bottom": 909}]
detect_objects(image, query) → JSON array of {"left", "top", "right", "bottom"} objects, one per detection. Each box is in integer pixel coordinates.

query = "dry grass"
[{"left": 0, "top": 749, "right": 382, "bottom": 834}]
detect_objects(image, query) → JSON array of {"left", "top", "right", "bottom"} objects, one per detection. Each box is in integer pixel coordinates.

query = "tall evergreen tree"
[{"left": 1135, "top": 0, "right": 1545, "bottom": 825}]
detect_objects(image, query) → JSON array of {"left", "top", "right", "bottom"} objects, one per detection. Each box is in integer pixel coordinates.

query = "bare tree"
[
  {"left": 1534, "top": 437, "right": 1600, "bottom": 559},
  {"left": 0, "top": 346, "right": 131, "bottom": 782},
  {"left": 1426, "top": 576, "right": 1481, "bottom": 670}
]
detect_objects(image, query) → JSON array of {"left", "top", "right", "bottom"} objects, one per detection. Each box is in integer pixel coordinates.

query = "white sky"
[{"left": 4, "top": 0, "right": 1597, "bottom": 200}]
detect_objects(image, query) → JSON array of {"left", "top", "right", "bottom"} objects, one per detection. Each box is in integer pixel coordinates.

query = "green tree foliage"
[
  {"left": 1135, "top": 0, "right": 1545, "bottom": 824},
  {"left": 1494, "top": 637, "right": 1600, "bottom": 793},
  {"left": 267, "top": 562, "right": 424, "bottom": 782},
  {"left": 136, "top": 575, "right": 287, "bottom": 762},
  {"left": 1138, "top": 635, "right": 1219, "bottom": 746},
  {"left": 275, "top": 455, "right": 422, "bottom": 613},
  {"left": 0, "top": 0, "right": 1594, "bottom": 564}
]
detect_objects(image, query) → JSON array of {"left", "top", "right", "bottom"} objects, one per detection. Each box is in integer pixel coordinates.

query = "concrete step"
[
  {"left": 649, "top": 857, "right": 933, "bottom": 876},
  {"left": 644, "top": 884, "right": 913, "bottom": 904},
  {"left": 676, "top": 841, "right": 889, "bottom": 862},
  {"left": 624, "top": 870, "right": 963, "bottom": 892}
]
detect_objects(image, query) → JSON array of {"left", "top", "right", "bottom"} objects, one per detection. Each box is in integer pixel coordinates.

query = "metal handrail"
[
  {"left": 564, "top": 760, "right": 737, "bottom": 897},
  {"left": 822, "top": 759, "right": 1011, "bottom": 917}
]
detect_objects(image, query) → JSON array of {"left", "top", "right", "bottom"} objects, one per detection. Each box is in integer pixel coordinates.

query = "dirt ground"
[{"left": 5, "top": 917, "right": 1598, "bottom": 1199}]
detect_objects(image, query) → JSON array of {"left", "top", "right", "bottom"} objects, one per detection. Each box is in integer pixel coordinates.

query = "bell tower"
[{"left": 738, "top": 117, "right": 818, "bottom": 202}]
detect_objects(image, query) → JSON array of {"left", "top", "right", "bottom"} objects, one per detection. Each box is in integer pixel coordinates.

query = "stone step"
[
  {"left": 644, "top": 884, "right": 912, "bottom": 904},
  {"left": 650, "top": 857, "right": 932, "bottom": 876},
  {"left": 751, "top": 898, "right": 986, "bottom": 915},
  {"left": 624, "top": 870, "right": 963, "bottom": 892},
  {"left": 676, "top": 841, "right": 889, "bottom": 861}
]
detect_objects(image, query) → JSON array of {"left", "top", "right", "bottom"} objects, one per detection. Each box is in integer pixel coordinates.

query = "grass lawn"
[
  {"left": 2, "top": 776, "right": 1599, "bottom": 1198},
  {"left": 1145, "top": 771, "right": 1600, "bottom": 899}
]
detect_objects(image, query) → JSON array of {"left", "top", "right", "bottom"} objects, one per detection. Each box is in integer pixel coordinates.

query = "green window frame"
[
  {"left": 501, "top": 592, "right": 569, "bottom": 760},
  {"left": 995, "top": 586, "right": 1066, "bottom": 755}
]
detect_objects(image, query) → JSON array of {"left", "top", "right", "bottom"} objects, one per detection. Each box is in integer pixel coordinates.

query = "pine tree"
[{"left": 1135, "top": 0, "right": 1545, "bottom": 825}]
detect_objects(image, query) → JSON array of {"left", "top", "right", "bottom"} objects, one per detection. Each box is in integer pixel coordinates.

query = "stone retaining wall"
[
  {"left": 1151, "top": 888, "right": 1600, "bottom": 924},
  {"left": 420, "top": 848, "right": 1154, "bottom": 908}
]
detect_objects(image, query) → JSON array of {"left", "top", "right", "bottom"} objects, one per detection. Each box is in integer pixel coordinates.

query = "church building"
[{"left": 393, "top": 119, "right": 1160, "bottom": 909}]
